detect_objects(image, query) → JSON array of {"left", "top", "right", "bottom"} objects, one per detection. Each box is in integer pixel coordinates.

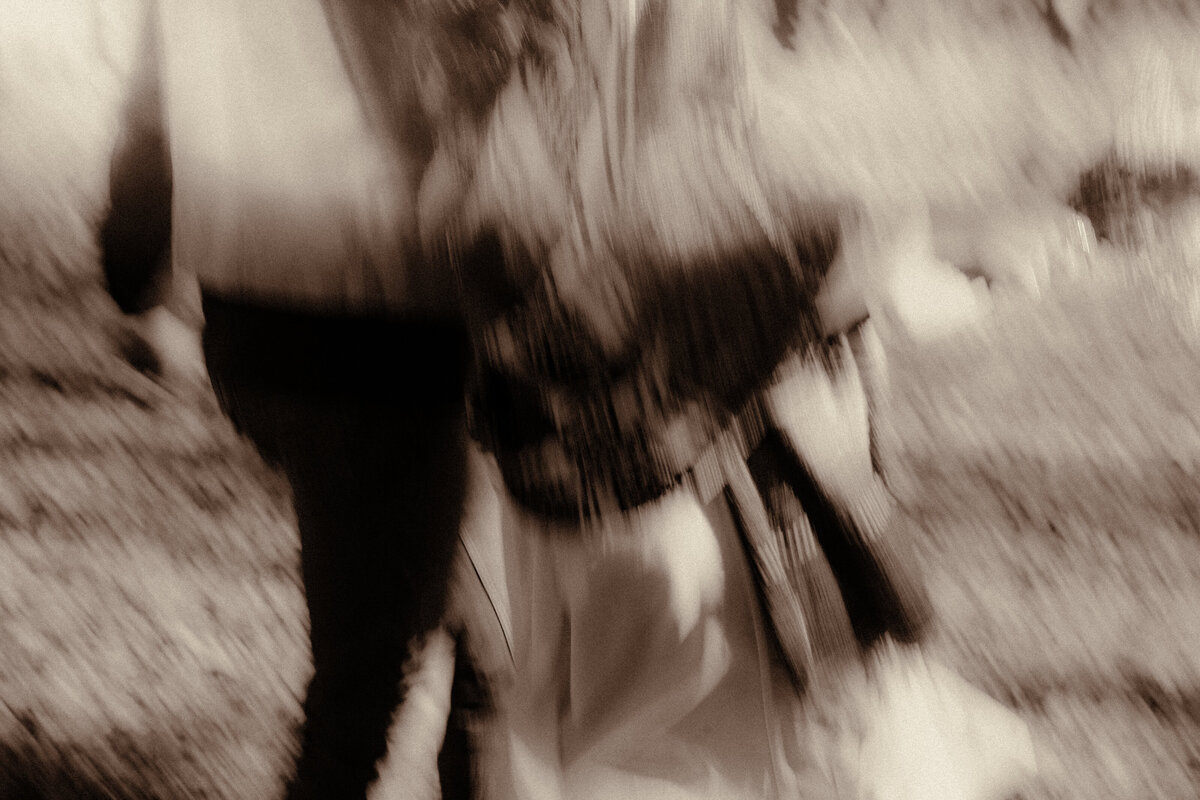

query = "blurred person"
[
  {"left": 405, "top": 0, "right": 1151, "bottom": 796},
  {"left": 420, "top": 2, "right": 933, "bottom": 799},
  {"left": 422, "top": 0, "right": 1200, "bottom": 796},
  {"left": 97, "top": 1, "right": 517, "bottom": 798}
]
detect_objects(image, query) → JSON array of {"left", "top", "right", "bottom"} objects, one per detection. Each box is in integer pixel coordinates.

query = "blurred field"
[
  {"left": 882, "top": 225, "right": 1200, "bottom": 799},
  {"left": 3, "top": 3, "right": 1200, "bottom": 800}
]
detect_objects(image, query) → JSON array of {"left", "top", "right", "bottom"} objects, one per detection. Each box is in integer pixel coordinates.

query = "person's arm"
[
  {"left": 99, "top": 3, "right": 172, "bottom": 316},
  {"left": 814, "top": 247, "right": 870, "bottom": 337},
  {"left": 99, "top": 5, "right": 206, "bottom": 389}
]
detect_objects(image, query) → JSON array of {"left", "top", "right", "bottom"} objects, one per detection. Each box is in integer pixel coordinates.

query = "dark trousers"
[{"left": 200, "top": 294, "right": 474, "bottom": 800}]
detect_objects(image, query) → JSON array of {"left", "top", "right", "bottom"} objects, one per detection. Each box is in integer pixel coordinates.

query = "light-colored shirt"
[{"left": 155, "top": 0, "right": 445, "bottom": 313}]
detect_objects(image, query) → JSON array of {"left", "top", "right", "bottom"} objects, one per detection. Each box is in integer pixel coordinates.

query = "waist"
[
  {"left": 192, "top": 266, "right": 458, "bottom": 318},
  {"left": 171, "top": 148, "right": 447, "bottom": 313},
  {"left": 201, "top": 291, "right": 468, "bottom": 403},
  {"left": 491, "top": 393, "right": 770, "bottom": 524},
  {"left": 479, "top": 321, "right": 868, "bottom": 524},
  {"left": 176, "top": 216, "right": 457, "bottom": 317}
]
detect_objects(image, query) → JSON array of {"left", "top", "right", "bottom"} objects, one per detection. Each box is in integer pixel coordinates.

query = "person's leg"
[
  {"left": 201, "top": 297, "right": 472, "bottom": 799},
  {"left": 438, "top": 626, "right": 490, "bottom": 800},
  {"left": 282, "top": 397, "right": 469, "bottom": 800},
  {"left": 762, "top": 342, "right": 929, "bottom": 650}
]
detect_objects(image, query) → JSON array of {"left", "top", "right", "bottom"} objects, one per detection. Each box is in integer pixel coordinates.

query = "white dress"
[{"left": 490, "top": 485, "right": 847, "bottom": 800}]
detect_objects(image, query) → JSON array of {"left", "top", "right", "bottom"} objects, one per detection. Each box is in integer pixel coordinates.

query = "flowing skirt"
[{"left": 488, "top": 485, "right": 848, "bottom": 800}]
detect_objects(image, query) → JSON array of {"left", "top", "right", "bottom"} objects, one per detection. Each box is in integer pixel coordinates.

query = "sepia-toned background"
[{"left": 2, "top": 1, "right": 1200, "bottom": 798}]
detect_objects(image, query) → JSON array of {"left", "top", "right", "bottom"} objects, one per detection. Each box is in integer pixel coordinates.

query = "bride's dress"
[
  {"left": 494, "top": 487, "right": 842, "bottom": 800},
  {"left": 434, "top": 2, "right": 1066, "bottom": 797}
]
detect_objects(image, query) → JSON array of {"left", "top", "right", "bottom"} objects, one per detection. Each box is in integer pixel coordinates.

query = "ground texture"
[{"left": 4, "top": 3, "right": 1200, "bottom": 799}]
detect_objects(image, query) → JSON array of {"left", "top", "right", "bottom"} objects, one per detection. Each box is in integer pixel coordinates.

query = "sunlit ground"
[{"left": 2, "top": 3, "right": 1200, "bottom": 799}]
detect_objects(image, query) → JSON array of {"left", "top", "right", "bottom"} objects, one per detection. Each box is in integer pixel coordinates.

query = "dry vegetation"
[{"left": 2, "top": 2, "right": 1200, "bottom": 799}]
